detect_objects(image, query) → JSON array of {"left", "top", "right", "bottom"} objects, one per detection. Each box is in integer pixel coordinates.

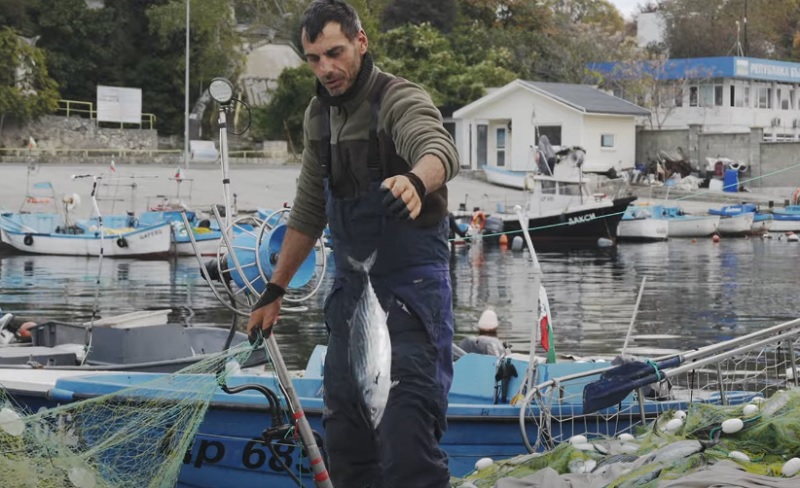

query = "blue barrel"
[{"left": 723, "top": 169, "right": 739, "bottom": 192}]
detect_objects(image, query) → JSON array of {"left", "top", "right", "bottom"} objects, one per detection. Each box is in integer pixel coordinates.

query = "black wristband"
[
  {"left": 251, "top": 282, "right": 286, "bottom": 312},
  {"left": 403, "top": 172, "right": 427, "bottom": 201}
]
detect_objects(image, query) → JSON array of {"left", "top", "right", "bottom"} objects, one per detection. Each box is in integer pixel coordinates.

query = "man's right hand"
[
  {"left": 246, "top": 282, "right": 286, "bottom": 340},
  {"left": 247, "top": 298, "right": 282, "bottom": 339}
]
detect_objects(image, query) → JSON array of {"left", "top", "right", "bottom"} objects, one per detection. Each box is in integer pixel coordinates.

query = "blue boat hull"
[{"left": 8, "top": 349, "right": 753, "bottom": 487}]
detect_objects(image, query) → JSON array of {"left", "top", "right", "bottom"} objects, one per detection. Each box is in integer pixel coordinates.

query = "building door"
[{"left": 477, "top": 124, "right": 488, "bottom": 168}]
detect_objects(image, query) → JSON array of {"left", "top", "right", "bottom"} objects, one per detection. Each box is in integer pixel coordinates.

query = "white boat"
[
  {"left": 617, "top": 206, "right": 668, "bottom": 242},
  {"left": 650, "top": 205, "right": 720, "bottom": 238},
  {"left": 0, "top": 212, "right": 172, "bottom": 257},
  {"left": 716, "top": 212, "right": 755, "bottom": 236},
  {"left": 482, "top": 165, "right": 527, "bottom": 189}
]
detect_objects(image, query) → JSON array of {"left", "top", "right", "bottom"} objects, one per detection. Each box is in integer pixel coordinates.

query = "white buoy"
[
  {"left": 574, "top": 442, "right": 598, "bottom": 452},
  {"left": 0, "top": 407, "right": 24, "bottom": 436},
  {"left": 787, "top": 367, "right": 797, "bottom": 380},
  {"left": 729, "top": 451, "right": 750, "bottom": 462},
  {"left": 751, "top": 396, "right": 766, "bottom": 404},
  {"left": 721, "top": 418, "right": 744, "bottom": 434},
  {"left": 474, "top": 457, "right": 494, "bottom": 471},
  {"left": 782, "top": 457, "right": 800, "bottom": 477},
  {"left": 742, "top": 404, "right": 759, "bottom": 416},
  {"left": 617, "top": 433, "right": 635, "bottom": 442},
  {"left": 569, "top": 435, "right": 588, "bottom": 445},
  {"left": 68, "top": 467, "right": 96, "bottom": 488},
  {"left": 673, "top": 409, "right": 687, "bottom": 420},
  {"left": 662, "top": 418, "right": 683, "bottom": 433},
  {"left": 597, "top": 237, "right": 614, "bottom": 248},
  {"left": 511, "top": 236, "right": 524, "bottom": 252}
]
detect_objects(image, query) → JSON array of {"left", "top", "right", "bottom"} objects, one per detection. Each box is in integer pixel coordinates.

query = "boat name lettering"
[
  {"left": 243, "top": 439, "right": 312, "bottom": 473},
  {"left": 184, "top": 440, "right": 225, "bottom": 468},
  {"left": 568, "top": 213, "right": 596, "bottom": 225},
  {"left": 182, "top": 438, "right": 312, "bottom": 473},
  {"left": 137, "top": 228, "right": 164, "bottom": 240}
]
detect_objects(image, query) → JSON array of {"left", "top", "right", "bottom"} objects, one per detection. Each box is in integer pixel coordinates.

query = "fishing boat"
[
  {"left": 482, "top": 166, "right": 527, "bottom": 190},
  {"left": 617, "top": 205, "right": 669, "bottom": 242},
  {"left": 4, "top": 312, "right": 792, "bottom": 488},
  {"left": 770, "top": 205, "right": 800, "bottom": 232},
  {"left": 0, "top": 309, "right": 266, "bottom": 380},
  {"left": 76, "top": 210, "right": 224, "bottom": 256},
  {"left": 0, "top": 212, "right": 172, "bottom": 257},
  {"left": 708, "top": 203, "right": 772, "bottom": 236},
  {"left": 649, "top": 205, "right": 719, "bottom": 238}
]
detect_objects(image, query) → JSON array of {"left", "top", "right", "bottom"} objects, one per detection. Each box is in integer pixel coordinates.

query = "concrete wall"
[
  {"left": 635, "top": 126, "right": 800, "bottom": 188},
  {"left": 1, "top": 115, "right": 157, "bottom": 151}
]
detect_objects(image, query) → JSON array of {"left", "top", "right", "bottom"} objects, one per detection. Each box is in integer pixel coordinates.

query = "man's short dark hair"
[{"left": 300, "top": 0, "right": 362, "bottom": 43}]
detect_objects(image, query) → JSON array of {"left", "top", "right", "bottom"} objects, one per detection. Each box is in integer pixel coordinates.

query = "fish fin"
[
  {"left": 346, "top": 251, "right": 378, "bottom": 273},
  {"left": 390, "top": 380, "right": 400, "bottom": 389}
]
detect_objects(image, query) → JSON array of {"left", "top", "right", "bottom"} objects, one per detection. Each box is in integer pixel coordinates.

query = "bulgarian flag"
[{"left": 538, "top": 285, "right": 556, "bottom": 363}]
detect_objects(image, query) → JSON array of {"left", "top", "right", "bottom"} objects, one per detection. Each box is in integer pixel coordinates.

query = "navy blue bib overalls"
[{"left": 318, "top": 81, "right": 454, "bottom": 487}]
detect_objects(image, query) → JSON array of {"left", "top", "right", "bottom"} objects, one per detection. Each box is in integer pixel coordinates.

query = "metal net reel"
[{"left": 191, "top": 206, "right": 327, "bottom": 316}]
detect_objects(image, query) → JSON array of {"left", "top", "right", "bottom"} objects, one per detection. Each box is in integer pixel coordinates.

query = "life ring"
[
  {"left": 471, "top": 211, "right": 486, "bottom": 231},
  {"left": 116, "top": 237, "right": 128, "bottom": 248},
  {"left": 729, "top": 161, "right": 741, "bottom": 171},
  {"left": 23, "top": 234, "right": 33, "bottom": 246}
]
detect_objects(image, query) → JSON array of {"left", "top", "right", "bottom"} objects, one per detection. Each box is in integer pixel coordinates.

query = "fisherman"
[
  {"left": 459, "top": 308, "right": 508, "bottom": 357},
  {"left": 246, "top": 1, "right": 458, "bottom": 486}
]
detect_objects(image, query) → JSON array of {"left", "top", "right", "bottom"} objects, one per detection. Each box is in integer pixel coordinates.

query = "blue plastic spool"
[{"left": 227, "top": 224, "right": 317, "bottom": 294}]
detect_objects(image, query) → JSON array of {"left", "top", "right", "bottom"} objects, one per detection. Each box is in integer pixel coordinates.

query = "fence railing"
[{"left": 57, "top": 99, "right": 157, "bottom": 130}]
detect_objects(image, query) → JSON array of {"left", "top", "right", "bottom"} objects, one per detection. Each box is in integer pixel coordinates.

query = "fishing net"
[
  {"left": 453, "top": 388, "right": 800, "bottom": 487},
  {"left": 0, "top": 342, "right": 257, "bottom": 488}
]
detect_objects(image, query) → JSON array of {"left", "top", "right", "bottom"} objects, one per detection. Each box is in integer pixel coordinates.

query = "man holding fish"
[{"left": 247, "top": 0, "right": 459, "bottom": 486}]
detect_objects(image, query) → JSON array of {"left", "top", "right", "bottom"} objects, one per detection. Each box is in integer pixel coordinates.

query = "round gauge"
[{"left": 209, "top": 78, "right": 234, "bottom": 104}]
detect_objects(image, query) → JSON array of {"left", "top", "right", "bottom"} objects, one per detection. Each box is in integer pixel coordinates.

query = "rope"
[{"left": 645, "top": 359, "right": 663, "bottom": 381}]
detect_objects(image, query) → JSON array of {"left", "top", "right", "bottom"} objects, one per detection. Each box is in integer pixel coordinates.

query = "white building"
[
  {"left": 240, "top": 43, "right": 303, "bottom": 106},
  {"left": 593, "top": 57, "right": 800, "bottom": 141},
  {"left": 451, "top": 79, "right": 649, "bottom": 171}
]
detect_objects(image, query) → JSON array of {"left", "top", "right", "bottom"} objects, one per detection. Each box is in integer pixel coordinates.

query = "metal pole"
[
  {"left": 266, "top": 335, "right": 333, "bottom": 488},
  {"left": 184, "top": 0, "right": 191, "bottom": 171},
  {"left": 621, "top": 276, "right": 647, "bottom": 356},
  {"left": 515, "top": 205, "right": 542, "bottom": 393}
]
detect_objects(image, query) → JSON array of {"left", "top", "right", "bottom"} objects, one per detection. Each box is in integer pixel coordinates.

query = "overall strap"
[{"left": 368, "top": 73, "right": 394, "bottom": 182}]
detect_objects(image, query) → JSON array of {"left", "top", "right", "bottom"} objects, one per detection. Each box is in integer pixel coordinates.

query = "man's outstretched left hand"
[{"left": 381, "top": 172, "right": 426, "bottom": 220}]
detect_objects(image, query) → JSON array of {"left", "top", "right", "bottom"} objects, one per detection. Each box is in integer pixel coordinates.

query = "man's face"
[{"left": 302, "top": 22, "right": 368, "bottom": 96}]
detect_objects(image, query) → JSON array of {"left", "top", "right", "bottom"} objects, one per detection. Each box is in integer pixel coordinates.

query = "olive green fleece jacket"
[{"left": 287, "top": 61, "right": 460, "bottom": 239}]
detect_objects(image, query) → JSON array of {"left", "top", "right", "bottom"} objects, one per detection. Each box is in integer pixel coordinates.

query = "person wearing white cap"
[{"left": 458, "top": 308, "right": 507, "bottom": 357}]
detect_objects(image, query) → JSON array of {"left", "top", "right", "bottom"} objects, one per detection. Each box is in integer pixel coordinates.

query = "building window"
[
  {"left": 714, "top": 85, "right": 723, "bottom": 106},
  {"left": 744, "top": 86, "right": 750, "bottom": 107},
  {"left": 689, "top": 86, "right": 698, "bottom": 107},
  {"left": 496, "top": 127, "right": 506, "bottom": 167},
  {"left": 601, "top": 134, "right": 615, "bottom": 148},
  {"left": 537, "top": 126, "right": 562, "bottom": 146},
  {"left": 477, "top": 124, "right": 487, "bottom": 167}
]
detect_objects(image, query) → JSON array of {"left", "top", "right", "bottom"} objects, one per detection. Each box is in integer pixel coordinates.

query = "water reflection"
[{"left": 1, "top": 237, "right": 799, "bottom": 369}]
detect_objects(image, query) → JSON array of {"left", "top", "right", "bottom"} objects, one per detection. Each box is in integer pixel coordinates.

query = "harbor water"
[
  {"left": 1, "top": 163, "right": 798, "bottom": 369},
  {"left": 1, "top": 237, "right": 798, "bottom": 370}
]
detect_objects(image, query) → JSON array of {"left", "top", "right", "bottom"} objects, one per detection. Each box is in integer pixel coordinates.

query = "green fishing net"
[
  {"left": 0, "top": 342, "right": 256, "bottom": 488},
  {"left": 453, "top": 388, "right": 800, "bottom": 487}
]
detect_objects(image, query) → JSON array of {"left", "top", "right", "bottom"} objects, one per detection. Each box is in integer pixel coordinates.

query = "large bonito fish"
[{"left": 347, "top": 253, "right": 392, "bottom": 429}]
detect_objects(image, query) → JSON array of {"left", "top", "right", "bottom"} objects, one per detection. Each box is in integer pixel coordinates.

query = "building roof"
[
  {"left": 453, "top": 79, "right": 649, "bottom": 119},
  {"left": 520, "top": 81, "right": 650, "bottom": 116},
  {"left": 591, "top": 56, "right": 800, "bottom": 84}
]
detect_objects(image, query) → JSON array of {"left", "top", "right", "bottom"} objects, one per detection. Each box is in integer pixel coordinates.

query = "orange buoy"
[
  {"left": 499, "top": 234, "right": 509, "bottom": 246},
  {"left": 17, "top": 322, "right": 37, "bottom": 340}
]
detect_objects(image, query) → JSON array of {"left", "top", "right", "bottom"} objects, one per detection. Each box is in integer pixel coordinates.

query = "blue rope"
[{"left": 645, "top": 359, "right": 663, "bottom": 381}]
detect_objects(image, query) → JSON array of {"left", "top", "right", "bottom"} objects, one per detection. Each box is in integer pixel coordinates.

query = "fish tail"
[{"left": 347, "top": 251, "right": 377, "bottom": 273}]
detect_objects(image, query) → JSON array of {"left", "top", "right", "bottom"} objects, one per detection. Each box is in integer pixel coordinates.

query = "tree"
[
  {"left": 250, "top": 64, "right": 316, "bottom": 150},
  {"left": 380, "top": 23, "right": 516, "bottom": 108},
  {"left": 547, "top": 0, "right": 625, "bottom": 32},
  {"left": 0, "top": 27, "right": 60, "bottom": 138},
  {"left": 662, "top": 0, "right": 800, "bottom": 60},
  {"left": 381, "top": 0, "right": 457, "bottom": 33}
]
